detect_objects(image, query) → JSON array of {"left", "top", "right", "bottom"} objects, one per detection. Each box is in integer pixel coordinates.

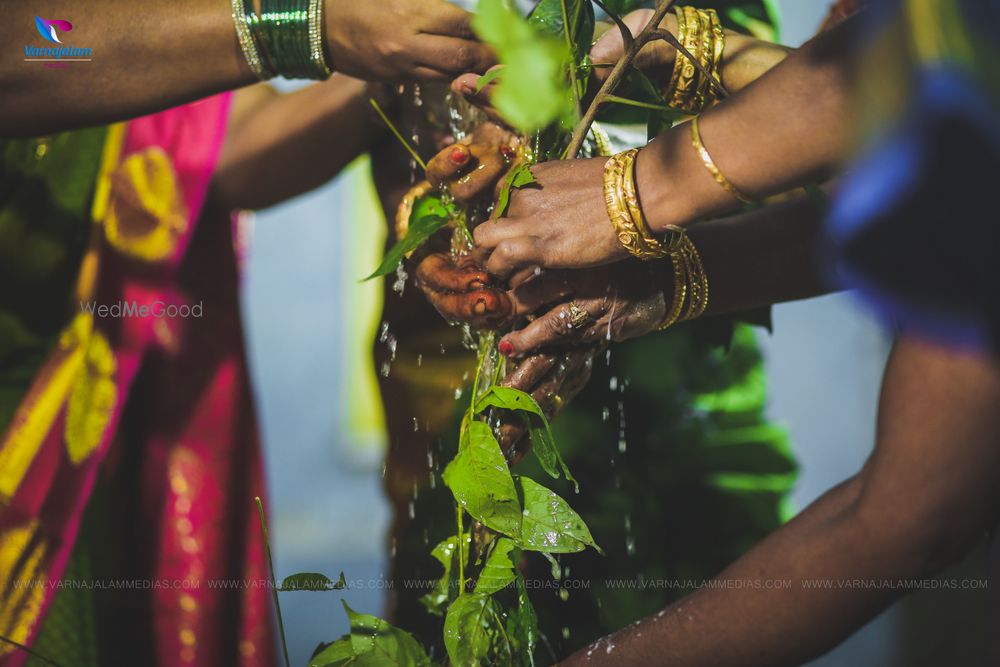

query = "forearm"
[
  {"left": 210, "top": 75, "right": 378, "bottom": 210},
  {"left": 2, "top": 1, "right": 254, "bottom": 137},
  {"left": 686, "top": 193, "right": 832, "bottom": 317},
  {"left": 637, "top": 15, "right": 859, "bottom": 231}
]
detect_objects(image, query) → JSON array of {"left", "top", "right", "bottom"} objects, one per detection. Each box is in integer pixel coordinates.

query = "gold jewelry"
[
  {"left": 307, "top": 0, "right": 333, "bottom": 78},
  {"left": 657, "top": 226, "right": 709, "bottom": 330},
  {"left": 567, "top": 302, "right": 592, "bottom": 330},
  {"left": 232, "top": 0, "right": 271, "bottom": 80},
  {"left": 604, "top": 149, "right": 681, "bottom": 261},
  {"left": 665, "top": 7, "right": 726, "bottom": 113},
  {"left": 690, "top": 116, "right": 756, "bottom": 205}
]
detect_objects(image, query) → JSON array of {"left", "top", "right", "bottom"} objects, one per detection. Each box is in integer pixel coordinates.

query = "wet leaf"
[
  {"left": 444, "top": 593, "right": 511, "bottom": 667},
  {"left": 443, "top": 422, "right": 522, "bottom": 538},
  {"left": 476, "top": 66, "right": 505, "bottom": 93},
  {"left": 309, "top": 636, "right": 354, "bottom": 667},
  {"left": 529, "top": 0, "right": 595, "bottom": 63},
  {"left": 505, "top": 575, "right": 539, "bottom": 665},
  {"left": 280, "top": 571, "right": 346, "bottom": 591},
  {"left": 421, "top": 533, "right": 470, "bottom": 615},
  {"left": 343, "top": 601, "right": 433, "bottom": 666},
  {"left": 365, "top": 196, "right": 453, "bottom": 280},
  {"left": 474, "top": 537, "right": 518, "bottom": 595},
  {"left": 494, "top": 163, "right": 536, "bottom": 218},
  {"left": 517, "top": 476, "right": 599, "bottom": 554}
]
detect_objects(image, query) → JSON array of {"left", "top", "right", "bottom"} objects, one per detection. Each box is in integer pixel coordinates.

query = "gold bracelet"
[
  {"left": 669, "top": 7, "right": 704, "bottom": 112},
  {"left": 665, "top": 7, "right": 726, "bottom": 114},
  {"left": 657, "top": 227, "right": 709, "bottom": 329},
  {"left": 694, "top": 9, "right": 715, "bottom": 111},
  {"left": 690, "top": 116, "right": 756, "bottom": 206},
  {"left": 232, "top": 0, "right": 271, "bottom": 80},
  {"left": 604, "top": 150, "right": 680, "bottom": 261}
]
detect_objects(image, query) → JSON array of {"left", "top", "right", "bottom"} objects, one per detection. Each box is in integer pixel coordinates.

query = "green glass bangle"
[{"left": 254, "top": 0, "right": 329, "bottom": 79}]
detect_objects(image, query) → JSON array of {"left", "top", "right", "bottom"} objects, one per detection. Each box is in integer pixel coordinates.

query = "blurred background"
[{"left": 241, "top": 2, "right": 988, "bottom": 665}]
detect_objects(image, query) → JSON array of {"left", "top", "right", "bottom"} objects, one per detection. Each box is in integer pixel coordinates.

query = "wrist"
[{"left": 634, "top": 130, "right": 697, "bottom": 233}]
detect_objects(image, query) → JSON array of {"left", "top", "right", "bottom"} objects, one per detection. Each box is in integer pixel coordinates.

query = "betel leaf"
[
  {"left": 442, "top": 420, "right": 522, "bottom": 538},
  {"left": 309, "top": 636, "right": 354, "bottom": 667},
  {"left": 474, "top": 537, "right": 518, "bottom": 595},
  {"left": 365, "top": 195, "right": 452, "bottom": 280},
  {"left": 280, "top": 571, "right": 346, "bottom": 591},
  {"left": 529, "top": 0, "right": 596, "bottom": 63},
  {"left": 516, "top": 476, "right": 599, "bottom": 554},
  {"left": 421, "top": 533, "right": 470, "bottom": 616},
  {"left": 475, "top": 66, "right": 505, "bottom": 93},
  {"left": 444, "top": 593, "right": 511, "bottom": 667},
  {"left": 473, "top": 0, "right": 573, "bottom": 133},
  {"left": 475, "top": 386, "right": 576, "bottom": 487},
  {"left": 494, "top": 163, "right": 536, "bottom": 218},
  {"left": 342, "top": 601, "right": 433, "bottom": 666}
]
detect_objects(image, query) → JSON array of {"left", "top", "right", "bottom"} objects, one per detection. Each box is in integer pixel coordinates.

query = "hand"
[
  {"left": 472, "top": 157, "right": 630, "bottom": 277},
  {"left": 499, "top": 260, "right": 671, "bottom": 357},
  {"left": 413, "top": 250, "right": 513, "bottom": 330},
  {"left": 495, "top": 347, "right": 597, "bottom": 462},
  {"left": 425, "top": 121, "right": 519, "bottom": 203},
  {"left": 325, "top": 0, "right": 495, "bottom": 81},
  {"left": 590, "top": 9, "right": 680, "bottom": 87}
]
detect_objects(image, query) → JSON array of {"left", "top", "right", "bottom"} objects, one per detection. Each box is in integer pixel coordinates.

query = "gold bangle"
[
  {"left": 604, "top": 150, "right": 678, "bottom": 261},
  {"left": 657, "top": 227, "right": 709, "bottom": 329},
  {"left": 232, "top": 0, "right": 271, "bottom": 80},
  {"left": 690, "top": 116, "right": 756, "bottom": 206},
  {"left": 665, "top": 6, "right": 688, "bottom": 105},
  {"left": 694, "top": 9, "right": 716, "bottom": 111},
  {"left": 669, "top": 7, "right": 704, "bottom": 112}
]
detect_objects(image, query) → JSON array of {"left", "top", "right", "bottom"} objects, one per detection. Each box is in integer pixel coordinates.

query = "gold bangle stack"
[
  {"left": 602, "top": 149, "right": 709, "bottom": 328},
  {"left": 666, "top": 7, "right": 725, "bottom": 114}
]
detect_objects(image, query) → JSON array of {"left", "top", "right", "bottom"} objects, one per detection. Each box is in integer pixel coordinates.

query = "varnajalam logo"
[{"left": 25, "top": 16, "right": 93, "bottom": 62}]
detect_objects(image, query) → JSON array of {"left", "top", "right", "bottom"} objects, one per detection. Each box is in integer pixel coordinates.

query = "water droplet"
[
  {"left": 601, "top": 406, "right": 610, "bottom": 421},
  {"left": 416, "top": 354, "right": 423, "bottom": 367},
  {"left": 408, "top": 501, "right": 415, "bottom": 519},
  {"left": 559, "top": 589, "right": 569, "bottom": 602},
  {"left": 609, "top": 376, "right": 618, "bottom": 391},
  {"left": 561, "top": 627, "right": 570, "bottom": 640},
  {"left": 392, "top": 262, "right": 408, "bottom": 295},
  {"left": 413, "top": 417, "right": 419, "bottom": 432}
]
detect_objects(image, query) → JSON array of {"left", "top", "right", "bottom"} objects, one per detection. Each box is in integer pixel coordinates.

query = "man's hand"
[{"left": 325, "top": 0, "right": 495, "bottom": 81}]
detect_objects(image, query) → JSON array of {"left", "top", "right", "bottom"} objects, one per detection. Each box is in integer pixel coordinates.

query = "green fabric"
[{"left": 0, "top": 129, "right": 105, "bottom": 428}]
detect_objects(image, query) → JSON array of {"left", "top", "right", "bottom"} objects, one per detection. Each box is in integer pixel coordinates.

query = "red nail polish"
[
  {"left": 500, "top": 146, "right": 516, "bottom": 160},
  {"left": 499, "top": 340, "right": 514, "bottom": 356},
  {"left": 449, "top": 147, "right": 468, "bottom": 165}
]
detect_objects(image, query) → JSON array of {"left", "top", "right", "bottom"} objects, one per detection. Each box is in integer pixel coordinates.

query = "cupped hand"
[
  {"left": 498, "top": 260, "right": 671, "bottom": 357},
  {"left": 472, "top": 157, "right": 629, "bottom": 277},
  {"left": 325, "top": 0, "right": 495, "bottom": 81},
  {"left": 425, "top": 121, "right": 519, "bottom": 203},
  {"left": 413, "top": 250, "right": 513, "bottom": 330}
]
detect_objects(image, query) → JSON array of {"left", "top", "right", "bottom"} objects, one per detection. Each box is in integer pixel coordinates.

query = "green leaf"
[
  {"left": 474, "top": 537, "right": 518, "bottom": 595},
  {"left": 599, "top": 0, "right": 645, "bottom": 15},
  {"left": 342, "top": 601, "right": 433, "bottom": 666},
  {"left": 517, "top": 476, "right": 599, "bottom": 554},
  {"left": 475, "top": 66, "right": 505, "bottom": 93},
  {"left": 421, "top": 533, "right": 470, "bottom": 615},
  {"left": 444, "top": 593, "right": 511, "bottom": 667},
  {"left": 529, "top": 0, "right": 595, "bottom": 63},
  {"left": 473, "top": 0, "right": 573, "bottom": 133},
  {"left": 443, "top": 421, "right": 522, "bottom": 538},
  {"left": 505, "top": 575, "right": 539, "bottom": 665},
  {"left": 365, "top": 195, "right": 452, "bottom": 280},
  {"left": 280, "top": 571, "right": 346, "bottom": 591},
  {"left": 309, "top": 636, "right": 355, "bottom": 667},
  {"left": 494, "top": 163, "right": 536, "bottom": 218},
  {"left": 475, "top": 386, "right": 576, "bottom": 488}
]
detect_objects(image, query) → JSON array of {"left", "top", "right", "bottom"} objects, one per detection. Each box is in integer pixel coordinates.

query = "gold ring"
[{"left": 567, "top": 302, "right": 592, "bottom": 330}]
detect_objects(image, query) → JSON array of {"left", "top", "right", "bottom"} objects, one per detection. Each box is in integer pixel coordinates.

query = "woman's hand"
[
  {"left": 412, "top": 250, "right": 513, "bottom": 330},
  {"left": 498, "top": 260, "right": 671, "bottom": 357},
  {"left": 425, "top": 122, "right": 519, "bottom": 203},
  {"left": 325, "top": 0, "right": 495, "bottom": 81},
  {"left": 472, "top": 157, "right": 630, "bottom": 276}
]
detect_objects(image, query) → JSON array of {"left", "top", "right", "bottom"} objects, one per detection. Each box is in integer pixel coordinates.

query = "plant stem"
[
  {"left": 0, "top": 635, "right": 63, "bottom": 667},
  {"left": 256, "top": 496, "right": 291, "bottom": 667},
  {"left": 456, "top": 503, "right": 466, "bottom": 591},
  {"left": 370, "top": 98, "right": 427, "bottom": 171},
  {"left": 560, "top": 0, "right": 581, "bottom": 115}
]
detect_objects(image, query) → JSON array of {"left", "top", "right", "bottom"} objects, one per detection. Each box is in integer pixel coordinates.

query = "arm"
[
  {"left": 210, "top": 75, "right": 380, "bottom": 210},
  {"left": 1, "top": 0, "right": 492, "bottom": 138},
  {"left": 561, "top": 335, "right": 1000, "bottom": 667}
]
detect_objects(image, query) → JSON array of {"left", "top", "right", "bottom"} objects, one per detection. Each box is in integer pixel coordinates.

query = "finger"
[
  {"left": 499, "top": 299, "right": 605, "bottom": 356},
  {"left": 473, "top": 215, "right": 529, "bottom": 251},
  {"left": 451, "top": 72, "right": 506, "bottom": 124},
  {"left": 412, "top": 35, "right": 496, "bottom": 76},
  {"left": 501, "top": 353, "right": 558, "bottom": 391},
  {"left": 449, "top": 145, "right": 509, "bottom": 202},
  {"left": 508, "top": 266, "right": 539, "bottom": 290},
  {"left": 426, "top": 144, "right": 473, "bottom": 189},
  {"left": 485, "top": 235, "right": 545, "bottom": 278},
  {"left": 417, "top": 1, "right": 478, "bottom": 39},
  {"left": 414, "top": 252, "right": 490, "bottom": 292},
  {"left": 423, "top": 288, "right": 512, "bottom": 328},
  {"left": 509, "top": 271, "right": 575, "bottom": 316}
]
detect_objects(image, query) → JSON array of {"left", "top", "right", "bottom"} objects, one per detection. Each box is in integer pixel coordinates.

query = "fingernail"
[
  {"left": 500, "top": 145, "right": 516, "bottom": 160},
  {"left": 469, "top": 279, "right": 485, "bottom": 290},
  {"left": 474, "top": 298, "right": 487, "bottom": 315},
  {"left": 449, "top": 147, "right": 468, "bottom": 165},
  {"left": 499, "top": 340, "right": 514, "bottom": 356}
]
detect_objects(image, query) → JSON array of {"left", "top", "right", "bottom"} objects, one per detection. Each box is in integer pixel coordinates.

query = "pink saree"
[{"left": 0, "top": 95, "right": 276, "bottom": 666}]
